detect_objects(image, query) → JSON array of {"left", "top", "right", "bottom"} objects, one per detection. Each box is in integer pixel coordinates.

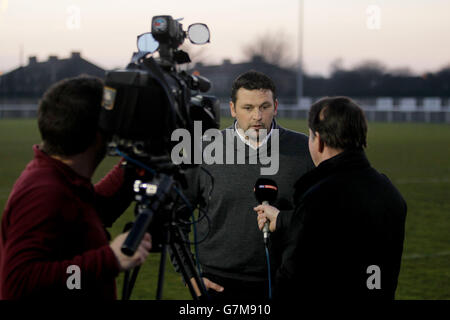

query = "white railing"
[
  {"left": 1, "top": 100, "right": 449, "bottom": 123},
  {"left": 0, "top": 104, "right": 38, "bottom": 118},
  {"left": 219, "top": 97, "right": 450, "bottom": 123}
]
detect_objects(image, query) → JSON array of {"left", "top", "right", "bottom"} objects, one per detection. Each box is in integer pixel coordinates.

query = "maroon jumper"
[{"left": 0, "top": 145, "right": 131, "bottom": 300}]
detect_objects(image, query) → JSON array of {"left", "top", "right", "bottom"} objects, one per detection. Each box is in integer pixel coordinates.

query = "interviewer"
[
  {"left": 254, "top": 96, "right": 407, "bottom": 300},
  {"left": 0, "top": 76, "right": 151, "bottom": 300}
]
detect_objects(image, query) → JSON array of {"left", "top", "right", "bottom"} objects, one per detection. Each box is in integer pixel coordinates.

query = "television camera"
[{"left": 99, "top": 15, "right": 219, "bottom": 300}]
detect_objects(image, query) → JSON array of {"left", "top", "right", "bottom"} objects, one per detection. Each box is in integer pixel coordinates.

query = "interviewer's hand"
[
  {"left": 110, "top": 232, "right": 152, "bottom": 271},
  {"left": 254, "top": 204, "right": 280, "bottom": 232}
]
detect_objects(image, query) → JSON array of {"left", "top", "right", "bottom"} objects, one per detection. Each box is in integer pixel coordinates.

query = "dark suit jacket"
[{"left": 274, "top": 149, "right": 407, "bottom": 300}]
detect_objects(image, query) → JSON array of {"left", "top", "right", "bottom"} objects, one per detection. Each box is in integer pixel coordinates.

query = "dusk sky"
[{"left": 1, "top": 0, "right": 449, "bottom": 76}]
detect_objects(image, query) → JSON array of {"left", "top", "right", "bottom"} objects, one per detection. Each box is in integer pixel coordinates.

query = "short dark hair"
[
  {"left": 308, "top": 96, "right": 368, "bottom": 150},
  {"left": 38, "top": 75, "right": 104, "bottom": 156},
  {"left": 231, "top": 70, "right": 277, "bottom": 104}
]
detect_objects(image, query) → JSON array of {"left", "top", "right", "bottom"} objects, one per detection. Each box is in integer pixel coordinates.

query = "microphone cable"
[{"left": 264, "top": 243, "right": 272, "bottom": 300}]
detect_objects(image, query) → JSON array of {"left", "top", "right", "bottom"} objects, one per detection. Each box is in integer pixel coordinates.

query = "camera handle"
[{"left": 121, "top": 175, "right": 173, "bottom": 256}]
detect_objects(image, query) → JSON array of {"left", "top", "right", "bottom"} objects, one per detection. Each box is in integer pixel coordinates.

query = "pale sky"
[{"left": 1, "top": 0, "right": 449, "bottom": 76}]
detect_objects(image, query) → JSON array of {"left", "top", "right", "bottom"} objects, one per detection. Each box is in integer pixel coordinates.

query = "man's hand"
[
  {"left": 202, "top": 277, "right": 224, "bottom": 292},
  {"left": 110, "top": 232, "right": 152, "bottom": 271},
  {"left": 253, "top": 204, "right": 280, "bottom": 232},
  {"left": 189, "top": 277, "right": 224, "bottom": 297}
]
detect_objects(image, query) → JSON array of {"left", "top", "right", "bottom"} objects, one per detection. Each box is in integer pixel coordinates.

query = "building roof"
[
  {"left": 190, "top": 55, "right": 297, "bottom": 102},
  {"left": 0, "top": 52, "right": 105, "bottom": 101}
]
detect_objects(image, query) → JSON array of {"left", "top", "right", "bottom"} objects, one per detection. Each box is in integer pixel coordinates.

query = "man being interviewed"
[
  {"left": 177, "top": 70, "right": 314, "bottom": 300},
  {"left": 255, "top": 96, "right": 407, "bottom": 300}
]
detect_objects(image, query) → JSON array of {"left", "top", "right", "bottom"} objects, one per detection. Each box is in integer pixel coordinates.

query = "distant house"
[
  {"left": 0, "top": 52, "right": 105, "bottom": 103},
  {"left": 190, "top": 55, "right": 297, "bottom": 103},
  {"left": 0, "top": 53, "right": 296, "bottom": 104}
]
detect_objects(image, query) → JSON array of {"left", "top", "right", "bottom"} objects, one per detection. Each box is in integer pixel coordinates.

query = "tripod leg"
[
  {"left": 122, "top": 270, "right": 130, "bottom": 300},
  {"left": 156, "top": 243, "right": 167, "bottom": 300},
  {"left": 169, "top": 223, "right": 209, "bottom": 300},
  {"left": 126, "top": 265, "right": 141, "bottom": 300},
  {"left": 169, "top": 240, "right": 201, "bottom": 300}
]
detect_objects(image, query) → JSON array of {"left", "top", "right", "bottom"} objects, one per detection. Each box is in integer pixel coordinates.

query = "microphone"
[{"left": 254, "top": 178, "right": 278, "bottom": 244}]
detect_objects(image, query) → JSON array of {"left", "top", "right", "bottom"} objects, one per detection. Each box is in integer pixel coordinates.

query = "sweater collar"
[
  {"left": 293, "top": 149, "right": 371, "bottom": 203},
  {"left": 234, "top": 120, "right": 275, "bottom": 150},
  {"left": 228, "top": 119, "right": 281, "bottom": 133},
  {"left": 32, "top": 145, "right": 94, "bottom": 191},
  {"left": 227, "top": 119, "right": 284, "bottom": 156}
]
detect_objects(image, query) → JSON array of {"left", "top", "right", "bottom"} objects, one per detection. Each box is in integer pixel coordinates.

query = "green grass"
[{"left": 0, "top": 117, "right": 449, "bottom": 300}]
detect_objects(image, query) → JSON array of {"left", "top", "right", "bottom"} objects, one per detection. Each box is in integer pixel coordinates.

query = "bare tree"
[
  {"left": 178, "top": 42, "right": 211, "bottom": 70},
  {"left": 241, "top": 30, "right": 296, "bottom": 68},
  {"left": 389, "top": 67, "right": 413, "bottom": 77},
  {"left": 329, "top": 57, "right": 345, "bottom": 74},
  {"left": 353, "top": 60, "right": 387, "bottom": 75}
]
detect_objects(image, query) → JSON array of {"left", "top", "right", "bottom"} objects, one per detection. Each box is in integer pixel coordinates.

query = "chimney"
[
  {"left": 223, "top": 59, "right": 231, "bottom": 65},
  {"left": 48, "top": 55, "right": 58, "bottom": 62},
  {"left": 251, "top": 55, "right": 264, "bottom": 64},
  {"left": 28, "top": 56, "right": 37, "bottom": 65},
  {"left": 71, "top": 51, "right": 81, "bottom": 59}
]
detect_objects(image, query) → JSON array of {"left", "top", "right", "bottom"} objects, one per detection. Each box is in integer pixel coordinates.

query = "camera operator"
[
  {"left": 0, "top": 76, "right": 151, "bottom": 300},
  {"left": 254, "top": 96, "right": 407, "bottom": 300},
  {"left": 177, "top": 71, "right": 314, "bottom": 300}
]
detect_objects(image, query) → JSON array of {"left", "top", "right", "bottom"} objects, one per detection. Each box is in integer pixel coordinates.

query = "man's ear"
[
  {"left": 229, "top": 101, "right": 237, "bottom": 118},
  {"left": 317, "top": 133, "right": 325, "bottom": 153},
  {"left": 273, "top": 99, "right": 278, "bottom": 116}
]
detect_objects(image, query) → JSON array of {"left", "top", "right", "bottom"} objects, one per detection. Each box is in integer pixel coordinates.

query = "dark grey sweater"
[{"left": 180, "top": 121, "right": 314, "bottom": 282}]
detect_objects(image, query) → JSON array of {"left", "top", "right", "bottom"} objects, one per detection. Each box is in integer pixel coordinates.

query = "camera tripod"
[{"left": 120, "top": 173, "right": 209, "bottom": 300}]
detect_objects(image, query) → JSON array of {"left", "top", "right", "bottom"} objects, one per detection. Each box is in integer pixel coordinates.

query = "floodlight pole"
[{"left": 297, "top": 0, "right": 304, "bottom": 106}]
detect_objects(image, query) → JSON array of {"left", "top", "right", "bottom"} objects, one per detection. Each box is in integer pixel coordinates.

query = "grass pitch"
[{"left": 0, "top": 117, "right": 449, "bottom": 300}]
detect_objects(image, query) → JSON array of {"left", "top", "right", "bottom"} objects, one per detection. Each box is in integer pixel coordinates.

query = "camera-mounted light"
[{"left": 137, "top": 16, "right": 210, "bottom": 54}]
